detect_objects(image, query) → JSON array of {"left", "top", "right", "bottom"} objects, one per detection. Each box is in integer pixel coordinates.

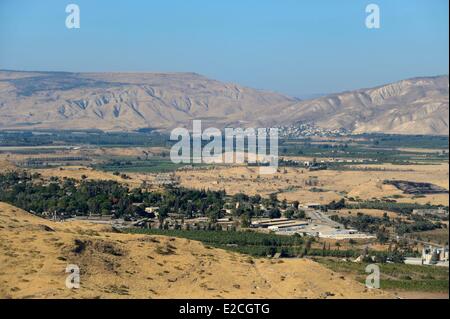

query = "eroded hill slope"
[
  {"left": 0, "top": 202, "right": 390, "bottom": 299},
  {"left": 0, "top": 71, "right": 447, "bottom": 134}
]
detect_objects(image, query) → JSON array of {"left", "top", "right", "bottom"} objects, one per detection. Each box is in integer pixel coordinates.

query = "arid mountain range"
[{"left": 0, "top": 70, "right": 448, "bottom": 135}]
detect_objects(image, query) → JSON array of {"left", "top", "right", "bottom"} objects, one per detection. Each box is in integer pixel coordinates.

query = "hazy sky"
[{"left": 0, "top": 0, "right": 448, "bottom": 96}]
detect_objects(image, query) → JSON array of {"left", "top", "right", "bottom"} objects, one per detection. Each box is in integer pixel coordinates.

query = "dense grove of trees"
[
  {"left": 0, "top": 172, "right": 228, "bottom": 220},
  {"left": 325, "top": 199, "right": 447, "bottom": 238},
  {"left": 0, "top": 171, "right": 139, "bottom": 218},
  {"left": 330, "top": 212, "right": 442, "bottom": 236},
  {"left": 323, "top": 198, "right": 448, "bottom": 216},
  {"left": 0, "top": 172, "right": 298, "bottom": 221}
]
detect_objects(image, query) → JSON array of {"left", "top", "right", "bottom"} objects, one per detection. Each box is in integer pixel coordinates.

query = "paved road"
[{"left": 306, "top": 210, "right": 343, "bottom": 228}]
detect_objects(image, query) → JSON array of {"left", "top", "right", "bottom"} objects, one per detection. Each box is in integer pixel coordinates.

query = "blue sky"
[{"left": 0, "top": 0, "right": 448, "bottom": 96}]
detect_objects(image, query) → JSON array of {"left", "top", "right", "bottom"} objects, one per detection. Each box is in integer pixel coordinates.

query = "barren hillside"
[
  {"left": 277, "top": 76, "right": 449, "bottom": 135},
  {"left": 0, "top": 202, "right": 390, "bottom": 299},
  {"left": 0, "top": 71, "right": 448, "bottom": 135},
  {"left": 0, "top": 71, "right": 295, "bottom": 131}
]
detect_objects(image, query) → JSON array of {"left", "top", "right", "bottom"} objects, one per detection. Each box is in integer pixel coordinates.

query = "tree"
[
  {"left": 269, "top": 193, "right": 278, "bottom": 206},
  {"left": 158, "top": 206, "right": 170, "bottom": 223},
  {"left": 283, "top": 208, "right": 295, "bottom": 219},
  {"left": 87, "top": 198, "right": 100, "bottom": 215},
  {"left": 269, "top": 208, "right": 281, "bottom": 219},
  {"left": 327, "top": 198, "right": 345, "bottom": 210},
  {"left": 295, "top": 210, "right": 306, "bottom": 219},
  {"left": 240, "top": 214, "right": 251, "bottom": 228},
  {"left": 305, "top": 238, "right": 312, "bottom": 251},
  {"left": 207, "top": 206, "right": 223, "bottom": 223},
  {"left": 376, "top": 227, "right": 389, "bottom": 244},
  {"left": 250, "top": 194, "right": 262, "bottom": 204}
]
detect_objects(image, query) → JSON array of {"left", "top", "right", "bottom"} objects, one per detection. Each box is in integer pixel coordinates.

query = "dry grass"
[
  {"left": 29, "top": 166, "right": 145, "bottom": 188},
  {"left": 0, "top": 202, "right": 391, "bottom": 299},
  {"left": 176, "top": 163, "right": 449, "bottom": 206}
]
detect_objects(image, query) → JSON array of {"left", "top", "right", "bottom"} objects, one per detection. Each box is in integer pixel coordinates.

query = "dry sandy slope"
[{"left": 0, "top": 202, "right": 391, "bottom": 299}]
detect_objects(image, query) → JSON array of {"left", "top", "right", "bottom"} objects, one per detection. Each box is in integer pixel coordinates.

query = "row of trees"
[{"left": 344, "top": 200, "right": 447, "bottom": 215}]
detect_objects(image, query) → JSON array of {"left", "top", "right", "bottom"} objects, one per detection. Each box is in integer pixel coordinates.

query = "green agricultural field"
[
  {"left": 279, "top": 142, "right": 447, "bottom": 165},
  {"left": 127, "top": 228, "right": 379, "bottom": 259},
  {"left": 127, "top": 228, "right": 305, "bottom": 257},
  {"left": 314, "top": 258, "right": 449, "bottom": 293}
]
